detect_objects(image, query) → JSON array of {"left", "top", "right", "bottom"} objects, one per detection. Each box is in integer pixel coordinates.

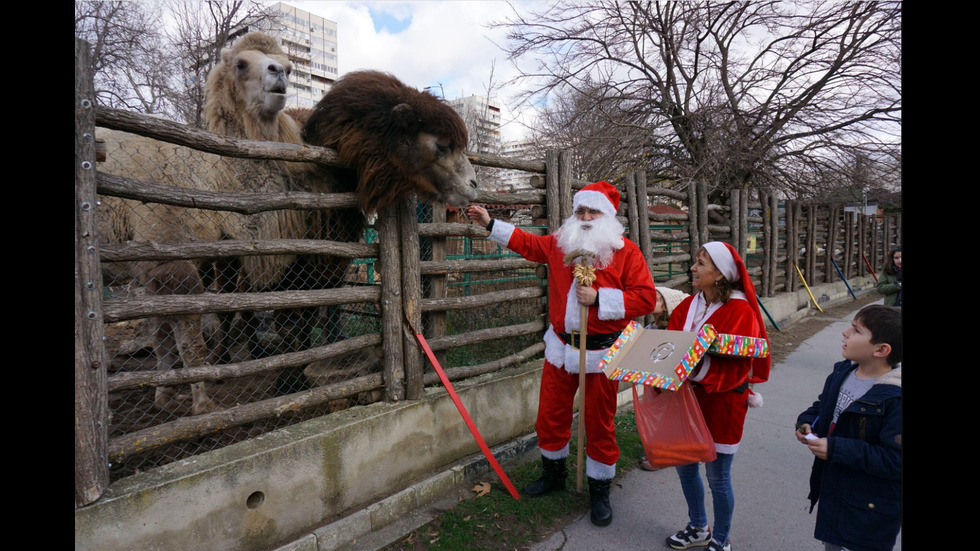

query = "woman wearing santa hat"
[{"left": 664, "top": 242, "right": 770, "bottom": 551}]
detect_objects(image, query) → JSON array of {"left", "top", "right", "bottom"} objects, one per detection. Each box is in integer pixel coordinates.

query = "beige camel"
[{"left": 97, "top": 33, "right": 479, "bottom": 413}]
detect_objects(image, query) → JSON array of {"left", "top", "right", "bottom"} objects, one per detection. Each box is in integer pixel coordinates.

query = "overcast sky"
[{"left": 283, "top": 0, "right": 540, "bottom": 142}]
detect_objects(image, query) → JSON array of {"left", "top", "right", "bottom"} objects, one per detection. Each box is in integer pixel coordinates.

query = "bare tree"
[
  {"left": 75, "top": 1, "right": 180, "bottom": 117},
  {"left": 534, "top": 80, "right": 663, "bottom": 182},
  {"left": 76, "top": 0, "right": 282, "bottom": 125},
  {"left": 164, "top": 0, "right": 281, "bottom": 128},
  {"left": 495, "top": 1, "right": 901, "bottom": 198}
]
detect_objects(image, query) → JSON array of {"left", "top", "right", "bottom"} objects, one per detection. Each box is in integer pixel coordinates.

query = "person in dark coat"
[
  {"left": 876, "top": 247, "right": 902, "bottom": 307},
  {"left": 795, "top": 305, "right": 902, "bottom": 551}
]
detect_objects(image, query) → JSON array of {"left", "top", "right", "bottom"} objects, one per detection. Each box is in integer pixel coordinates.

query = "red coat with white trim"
[
  {"left": 489, "top": 220, "right": 658, "bottom": 372},
  {"left": 669, "top": 294, "right": 765, "bottom": 449}
]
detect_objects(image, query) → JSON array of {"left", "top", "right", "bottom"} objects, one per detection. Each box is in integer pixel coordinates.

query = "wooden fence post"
[
  {"left": 400, "top": 197, "right": 423, "bottom": 400},
  {"left": 870, "top": 213, "right": 880, "bottom": 272},
  {"left": 826, "top": 204, "right": 840, "bottom": 284},
  {"left": 76, "top": 37, "right": 109, "bottom": 507},
  {"left": 854, "top": 212, "right": 868, "bottom": 277},
  {"left": 883, "top": 213, "right": 892, "bottom": 263},
  {"left": 687, "top": 181, "right": 699, "bottom": 257},
  {"left": 626, "top": 171, "right": 638, "bottom": 241},
  {"left": 739, "top": 188, "right": 749, "bottom": 258},
  {"left": 844, "top": 210, "right": 855, "bottom": 280},
  {"left": 765, "top": 193, "right": 777, "bottom": 295},
  {"left": 546, "top": 150, "right": 561, "bottom": 233},
  {"left": 696, "top": 181, "right": 709, "bottom": 250},
  {"left": 636, "top": 171, "right": 653, "bottom": 280},
  {"left": 760, "top": 191, "right": 771, "bottom": 297},
  {"left": 559, "top": 150, "right": 573, "bottom": 222},
  {"left": 427, "top": 205, "right": 449, "bottom": 373},
  {"left": 378, "top": 205, "right": 406, "bottom": 401},
  {"left": 806, "top": 205, "right": 817, "bottom": 283},
  {"left": 730, "top": 188, "right": 740, "bottom": 255},
  {"left": 785, "top": 200, "right": 797, "bottom": 292}
]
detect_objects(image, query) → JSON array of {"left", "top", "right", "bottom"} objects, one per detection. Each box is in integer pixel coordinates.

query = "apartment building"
[
  {"left": 449, "top": 95, "right": 503, "bottom": 155},
  {"left": 499, "top": 137, "right": 546, "bottom": 192}
]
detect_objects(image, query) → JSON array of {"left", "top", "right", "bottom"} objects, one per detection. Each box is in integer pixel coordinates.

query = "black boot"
[
  {"left": 588, "top": 476, "right": 613, "bottom": 527},
  {"left": 523, "top": 456, "right": 567, "bottom": 497}
]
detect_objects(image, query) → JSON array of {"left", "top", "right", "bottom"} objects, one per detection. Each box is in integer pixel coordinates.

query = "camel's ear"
[{"left": 391, "top": 103, "right": 418, "bottom": 130}]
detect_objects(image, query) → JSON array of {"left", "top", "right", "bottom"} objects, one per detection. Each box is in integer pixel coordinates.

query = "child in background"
[
  {"left": 795, "top": 305, "right": 902, "bottom": 551},
  {"left": 877, "top": 247, "right": 902, "bottom": 307},
  {"left": 647, "top": 286, "right": 689, "bottom": 329}
]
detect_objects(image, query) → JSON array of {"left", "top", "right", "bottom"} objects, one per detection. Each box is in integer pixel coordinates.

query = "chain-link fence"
[
  {"left": 94, "top": 124, "right": 555, "bottom": 481},
  {"left": 97, "top": 130, "right": 379, "bottom": 480}
]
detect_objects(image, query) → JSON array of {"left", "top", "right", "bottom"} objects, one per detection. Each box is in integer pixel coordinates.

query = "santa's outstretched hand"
[{"left": 466, "top": 205, "right": 491, "bottom": 228}]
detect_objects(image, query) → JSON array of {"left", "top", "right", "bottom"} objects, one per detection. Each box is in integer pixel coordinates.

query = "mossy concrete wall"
[
  {"left": 75, "top": 278, "right": 877, "bottom": 551},
  {"left": 759, "top": 276, "right": 876, "bottom": 327},
  {"left": 75, "top": 363, "right": 542, "bottom": 551}
]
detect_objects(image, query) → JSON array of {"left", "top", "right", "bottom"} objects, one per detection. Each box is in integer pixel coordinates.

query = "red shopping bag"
[{"left": 633, "top": 383, "right": 717, "bottom": 469}]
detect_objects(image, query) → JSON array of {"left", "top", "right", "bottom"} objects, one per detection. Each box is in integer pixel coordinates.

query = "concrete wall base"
[{"left": 75, "top": 277, "right": 878, "bottom": 551}]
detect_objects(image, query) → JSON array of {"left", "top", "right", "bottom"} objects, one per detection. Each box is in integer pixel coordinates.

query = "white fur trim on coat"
[
  {"left": 540, "top": 443, "right": 569, "bottom": 460},
  {"left": 564, "top": 281, "right": 581, "bottom": 331},
  {"left": 586, "top": 456, "right": 616, "bottom": 480},
  {"left": 488, "top": 219, "right": 516, "bottom": 246},
  {"left": 573, "top": 189, "right": 617, "bottom": 217},
  {"left": 716, "top": 442, "right": 739, "bottom": 454},
  {"left": 597, "top": 288, "right": 625, "bottom": 320},
  {"left": 543, "top": 325, "right": 609, "bottom": 374}
]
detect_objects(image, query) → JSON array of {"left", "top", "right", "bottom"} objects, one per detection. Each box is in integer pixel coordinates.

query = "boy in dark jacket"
[{"left": 795, "top": 305, "right": 902, "bottom": 551}]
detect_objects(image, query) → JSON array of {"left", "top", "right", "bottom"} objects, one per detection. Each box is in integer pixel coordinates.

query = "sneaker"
[
  {"left": 706, "top": 539, "right": 731, "bottom": 551},
  {"left": 666, "top": 525, "right": 711, "bottom": 549},
  {"left": 639, "top": 456, "right": 660, "bottom": 471}
]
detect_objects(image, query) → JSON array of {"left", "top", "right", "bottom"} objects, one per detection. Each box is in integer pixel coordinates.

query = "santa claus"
[{"left": 467, "top": 181, "right": 658, "bottom": 527}]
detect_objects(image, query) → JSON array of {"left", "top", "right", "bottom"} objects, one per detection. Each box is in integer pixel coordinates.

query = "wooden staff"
[{"left": 565, "top": 250, "right": 597, "bottom": 493}]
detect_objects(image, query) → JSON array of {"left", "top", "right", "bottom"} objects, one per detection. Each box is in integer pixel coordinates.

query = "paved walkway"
[{"left": 529, "top": 298, "right": 902, "bottom": 551}]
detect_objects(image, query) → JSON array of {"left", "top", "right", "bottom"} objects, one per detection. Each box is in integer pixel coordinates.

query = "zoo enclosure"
[{"left": 75, "top": 41, "right": 902, "bottom": 507}]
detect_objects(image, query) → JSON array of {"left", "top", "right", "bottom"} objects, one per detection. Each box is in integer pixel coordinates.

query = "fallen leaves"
[{"left": 471, "top": 481, "right": 492, "bottom": 497}]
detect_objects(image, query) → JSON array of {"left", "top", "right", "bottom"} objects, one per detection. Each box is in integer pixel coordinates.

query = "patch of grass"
[{"left": 383, "top": 410, "right": 645, "bottom": 550}]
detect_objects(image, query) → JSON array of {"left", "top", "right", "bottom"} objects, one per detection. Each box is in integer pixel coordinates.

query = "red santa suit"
[
  {"left": 668, "top": 290, "right": 769, "bottom": 453},
  {"left": 487, "top": 201, "right": 657, "bottom": 479}
]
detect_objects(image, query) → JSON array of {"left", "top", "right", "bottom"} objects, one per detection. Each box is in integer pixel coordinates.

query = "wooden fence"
[{"left": 75, "top": 40, "right": 901, "bottom": 507}]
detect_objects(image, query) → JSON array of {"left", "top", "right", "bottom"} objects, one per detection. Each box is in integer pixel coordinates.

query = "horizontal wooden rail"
[
  {"left": 103, "top": 287, "right": 381, "bottom": 322},
  {"left": 101, "top": 239, "right": 378, "bottom": 262}
]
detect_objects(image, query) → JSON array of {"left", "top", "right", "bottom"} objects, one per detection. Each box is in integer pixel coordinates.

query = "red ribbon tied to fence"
[{"left": 409, "top": 328, "right": 521, "bottom": 500}]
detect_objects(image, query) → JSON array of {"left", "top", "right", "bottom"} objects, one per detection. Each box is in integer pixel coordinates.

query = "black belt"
[{"left": 557, "top": 331, "right": 621, "bottom": 351}]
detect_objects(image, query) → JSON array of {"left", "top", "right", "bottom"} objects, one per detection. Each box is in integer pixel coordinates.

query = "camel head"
[
  {"left": 205, "top": 32, "right": 299, "bottom": 142},
  {"left": 302, "top": 70, "right": 479, "bottom": 217}
]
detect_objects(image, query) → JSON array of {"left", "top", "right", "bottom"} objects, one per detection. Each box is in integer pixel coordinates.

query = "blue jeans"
[{"left": 676, "top": 452, "right": 735, "bottom": 545}]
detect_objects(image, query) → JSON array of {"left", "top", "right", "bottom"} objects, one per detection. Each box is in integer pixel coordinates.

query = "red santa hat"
[
  {"left": 702, "top": 241, "right": 771, "bottom": 385},
  {"left": 573, "top": 181, "right": 620, "bottom": 217}
]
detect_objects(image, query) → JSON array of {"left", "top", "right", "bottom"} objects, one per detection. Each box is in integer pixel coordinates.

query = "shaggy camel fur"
[
  {"left": 99, "top": 32, "right": 310, "bottom": 414},
  {"left": 98, "top": 35, "right": 480, "bottom": 410}
]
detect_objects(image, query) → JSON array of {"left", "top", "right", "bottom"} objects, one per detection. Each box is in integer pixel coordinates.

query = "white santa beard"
[{"left": 555, "top": 213, "right": 624, "bottom": 269}]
